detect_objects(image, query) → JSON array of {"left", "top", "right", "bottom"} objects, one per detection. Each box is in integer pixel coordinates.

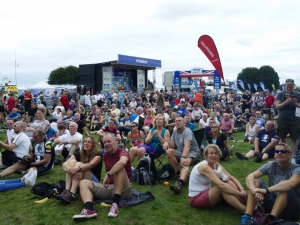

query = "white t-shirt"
[
  {"left": 59, "top": 132, "right": 83, "bottom": 150},
  {"left": 84, "top": 95, "right": 91, "bottom": 106},
  {"left": 7, "top": 129, "right": 16, "bottom": 145},
  {"left": 12, "top": 132, "right": 31, "bottom": 157}
]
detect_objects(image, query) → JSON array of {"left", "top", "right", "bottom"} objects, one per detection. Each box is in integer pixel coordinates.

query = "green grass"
[{"left": 0, "top": 131, "right": 269, "bottom": 225}]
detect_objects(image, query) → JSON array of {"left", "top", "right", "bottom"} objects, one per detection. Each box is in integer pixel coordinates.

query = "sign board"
[
  {"left": 118, "top": 54, "right": 161, "bottom": 68},
  {"left": 137, "top": 70, "right": 145, "bottom": 93},
  {"left": 6, "top": 85, "right": 18, "bottom": 92},
  {"left": 214, "top": 72, "right": 221, "bottom": 90},
  {"left": 102, "top": 67, "right": 112, "bottom": 92}
]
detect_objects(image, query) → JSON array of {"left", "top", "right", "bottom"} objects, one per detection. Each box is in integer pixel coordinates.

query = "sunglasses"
[
  {"left": 285, "top": 79, "right": 294, "bottom": 83},
  {"left": 275, "top": 149, "right": 290, "bottom": 154},
  {"left": 131, "top": 125, "right": 136, "bottom": 128},
  {"left": 6, "top": 122, "right": 13, "bottom": 125},
  {"left": 211, "top": 126, "right": 218, "bottom": 128},
  {"left": 14, "top": 125, "right": 21, "bottom": 128}
]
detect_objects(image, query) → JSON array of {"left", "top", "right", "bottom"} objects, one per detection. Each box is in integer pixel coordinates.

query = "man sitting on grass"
[
  {"left": 235, "top": 121, "right": 279, "bottom": 162},
  {"left": 0, "top": 130, "right": 55, "bottom": 178},
  {"left": 238, "top": 142, "right": 300, "bottom": 225},
  {"left": 163, "top": 116, "right": 201, "bottom": 194},
  {"left": 73, "top": 133, "right": 132, "bottom": 219},
  {"left": 0, "top": 121, "right": 30, "bottom": 170}
]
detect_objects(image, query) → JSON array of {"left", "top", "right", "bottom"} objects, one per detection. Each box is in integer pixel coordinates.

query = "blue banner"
[
  {"left": 253, "top": 83, "right": 258, "bottom": 92},
  {"left": 259, "top": 82, "right": 266, "bottom": 91},
  {"left": 118, "top": 54, "right": 161, "bottom": 68},
  {"left": 214, "top": 71, "right": 221, "bottom": 90},
  {"left": 229, "top": 81, "right": 237, "bottom": 91},
  {"left": 238, "top": 79, "right": 245, "bottom": 91},
  {"left": 281, "top": 84, "right": 285, "bottom": 91},
  {"left": 247, "top": 83, "right": 251, "bottom": 91}
]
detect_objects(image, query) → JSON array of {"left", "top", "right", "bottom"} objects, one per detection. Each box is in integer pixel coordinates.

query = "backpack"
[
  {"left": 31, "top": 180, "right": 65, "bottom": 198},
  {"left": 158, "top": 163, "right": 175, "bottom": 180},
  {"left": 136, "top": 154, "right": 156, "bottom": 185}
]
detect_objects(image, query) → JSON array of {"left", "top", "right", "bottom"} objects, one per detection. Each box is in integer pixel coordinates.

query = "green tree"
[
  {"left": 236, "top": 67, "right": 259, "bottom": 92},
  {"left": 48, "top": 65, "right": 78, "bottom": 84},
  {"left": 236, "top": 65, "right": 280, "bottom": 92},
  {"left": 258, "top": 65, "right": 280, "bottom": 91}
]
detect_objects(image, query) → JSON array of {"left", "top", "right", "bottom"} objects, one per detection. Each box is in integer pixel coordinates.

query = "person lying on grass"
[
  {"left": 55, "top": 136, "right": 103, "bottom": 203},
  {"left": 188, "top": 144, "right": 247, "bottom": 212}
]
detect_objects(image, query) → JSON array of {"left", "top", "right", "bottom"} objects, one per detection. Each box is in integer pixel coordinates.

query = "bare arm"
[
  {"left": 263, "top": 138, "right": 279, "bottom": 152},
  {"left": 0, "top": 142, "right": 16, "bottom": 151},
  {"left": 199, "top": 164, "right": 244, "bottom": 196}
]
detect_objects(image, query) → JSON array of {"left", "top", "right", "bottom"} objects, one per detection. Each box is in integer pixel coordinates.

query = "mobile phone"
[{"left": 291, "top": 95, "right": 296, "bottom": 99}]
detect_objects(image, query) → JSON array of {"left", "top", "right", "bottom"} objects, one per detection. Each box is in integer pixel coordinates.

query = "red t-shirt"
[
  {"left": 101, "top": 126, "right": 120, "bottom": 135},
  {"left": 7, "top": 97, "right": 16, "bottom": 111},
  {"left": 265, "top": 95, "right": 275, "bottom": 108},
  {"left": 104, "top": 148, "right": 132, "bottom": 183},
  {"left": 60, "top": 96, "right": 69, "bottom": 109}
]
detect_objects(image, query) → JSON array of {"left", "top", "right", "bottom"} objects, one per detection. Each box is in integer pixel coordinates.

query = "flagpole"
[{"left": 15, "top": 50, "right": 17, "bottom": 85}]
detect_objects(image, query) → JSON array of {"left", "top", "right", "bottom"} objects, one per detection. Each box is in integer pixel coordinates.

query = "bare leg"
[
  {"left": 129, "top": 147, "right": 138, "bottom": 163},
  {"left": 291, "top": 138, "right": 297, "bottom": 157},
  {"left": 166, "top": 149, "right": 180, "bottom": 172},
  {"left": 208, "top": 185, "right": 223, "bottom": 205},
  {"left": 113, "top": 168, "right": 126, "bottom": 195},
  {"left": 68, "top": 144, "right": 79, "bottom": 156},
  {"left": 245, "top": 150, "right": 255, "bottom": 159},
  {"left": 137, "top": 148, "right": 146, "bottom": 160},
  {"left": 65, "top": 159, "right": 77, "bottom": 190},
  {"left": 245, "top": 179, "right": 259, "bottom": 216},
  {"left": 79, "top": 179, "right": 94, "bottom": 203},
  {"left": 222, "top": 180, "right": 246, "bottom": 212},
  {"left": 0, "top": 162, "right": 26, "bottom": 178},
  {"left": 269, "top": 192, "right": 287, "bottom": 218}
]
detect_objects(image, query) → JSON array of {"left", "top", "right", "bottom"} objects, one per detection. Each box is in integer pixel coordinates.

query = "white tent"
[{"left": 29, "top": 81, "right": 54, "bottom": 89}]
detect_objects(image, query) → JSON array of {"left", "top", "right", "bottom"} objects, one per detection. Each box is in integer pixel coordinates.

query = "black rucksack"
[
  {"left": 136, "top": 154, "right": 157, "bottom": 185},
  {"left": 158, "top": 163, "right": 175, "bottom": 180},
  {"left": 32, "top": 180, "right": 65, "bottom": 198}
]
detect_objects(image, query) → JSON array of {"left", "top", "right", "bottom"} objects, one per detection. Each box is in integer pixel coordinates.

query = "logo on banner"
[{"left": 198, "top": 35, "right": 224, "bottom": 81}]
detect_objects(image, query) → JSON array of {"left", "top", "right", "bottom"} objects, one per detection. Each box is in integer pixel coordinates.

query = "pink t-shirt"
[
  {"left": 144, "top": 116, "right": 153, "bottom": 126},
  {"left": 220, "top": 118, "right": 234, "bottom": 131}
]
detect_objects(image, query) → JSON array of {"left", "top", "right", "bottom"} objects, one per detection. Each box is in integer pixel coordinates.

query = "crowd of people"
[{"left": 0, "top": 78, "right": 299, "bottom": 224}]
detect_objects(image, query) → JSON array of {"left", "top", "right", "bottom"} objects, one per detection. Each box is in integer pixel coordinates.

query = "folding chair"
[
  {"left": 149, "top": 143, "right": 166, "bottom": 170},
  {"left": 192, "top": 128, "right": 205, "bottom": 163}
]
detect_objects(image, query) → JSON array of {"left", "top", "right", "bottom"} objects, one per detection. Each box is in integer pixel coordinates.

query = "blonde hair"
[
  {"left": 152, "top": 114, "right": 168, "bottom": 128},
  {"left": 203, "top": 144, "right": 222, "bottom": 158},
  {"left": 275, "top": 142, "right": 291, "bottom": 152},
  {"left": 79, "top": 136, "right": 101, "bottom": 163}
]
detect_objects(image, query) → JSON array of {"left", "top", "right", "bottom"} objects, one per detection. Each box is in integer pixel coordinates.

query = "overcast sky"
[{"left": 0, "top": 0, "right": 299, "bottom": 88}]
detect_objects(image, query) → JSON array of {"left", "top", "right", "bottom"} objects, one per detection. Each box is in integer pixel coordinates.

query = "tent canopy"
[{"left": 29, "top": 81, "right": 54, "bottom": 89}]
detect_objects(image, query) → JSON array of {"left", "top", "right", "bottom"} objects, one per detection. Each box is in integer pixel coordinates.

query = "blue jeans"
[{"left": 0, "top": 178, "right": 26, "bottom": 192}]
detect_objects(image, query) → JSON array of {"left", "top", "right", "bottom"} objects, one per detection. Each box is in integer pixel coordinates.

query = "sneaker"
[
  {"left": 55, "top": 189, "right": 68, "bottom": 201},
  {"left": 235, "top": 152, "right": 248, "bottom": 160},
  {"left": 73, "top": 208, "right": 97, "bottom": 219},
  {"left": 27, "top": 170, "right": 37, "bottom": 186},
  {"left": 254, "top": 152, "right": 263, "bottom": 162},
  {"left": 23, "top": 168, "right": 34, "bottom": 180},
  {"left": 90, "top": 131, "right": 97, "bottom": 134},
  {"left": 252, "top": 206, "right": 266, "bottom": 223},
  {"left": 54, "top": 158, "right": 62, "bottom": 165},
  {"left": 259, "top": 214, "right": 275, "bottom": 225},
  {"left": 108, "top": 203, "right": 119, "bottom": 218},
  {"left": 237, "top": 214, "right": 258, "bottom": 225},
  {"left": 61, "top": 190, "right": 75, "bottom": 203},
  {"left": 170, "top": 180, "right": 182, "bottom": 194}
]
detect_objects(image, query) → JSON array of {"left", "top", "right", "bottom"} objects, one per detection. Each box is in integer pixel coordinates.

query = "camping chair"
[
  {"left": 192, "top": 128, "right": 205, "bottom": 163},
  {"left": 149, "top": 143, "right": 166, "bottom": 170}
]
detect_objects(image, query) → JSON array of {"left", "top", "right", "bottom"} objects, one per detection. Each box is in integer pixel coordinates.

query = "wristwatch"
[
  {"left": 181, "top": 156, "right": 187, "bottom": 159},
  {"left": 106, "top": 172, "right": 112, "bottom": 177}
]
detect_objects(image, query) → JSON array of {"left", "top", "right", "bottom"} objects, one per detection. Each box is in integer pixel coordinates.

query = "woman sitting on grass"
[
  {"left": 244, "top": 116, "right": 259, "bottom": 143},
  {"left": 128, "top": 122, "right": 145, "bottom": 149},
  {"left": 56, "top": 136, "right": 102, "bottom": 203},
  {"left": 89, "top": 109, "right": 102, "bottom": 131},
  {"left": 129, "top": 114, "right": 170, "bottom": 163},
  {"left": 189, "top": 144, "right": 247, "bottom": 212},
  {"left": 206, "top": 124, "right": 233, "bottom": 160}
]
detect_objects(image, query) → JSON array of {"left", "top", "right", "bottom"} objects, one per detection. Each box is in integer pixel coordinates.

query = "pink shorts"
[{"left": 189, "top": 190, "right": 214, "bottom": 209}]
